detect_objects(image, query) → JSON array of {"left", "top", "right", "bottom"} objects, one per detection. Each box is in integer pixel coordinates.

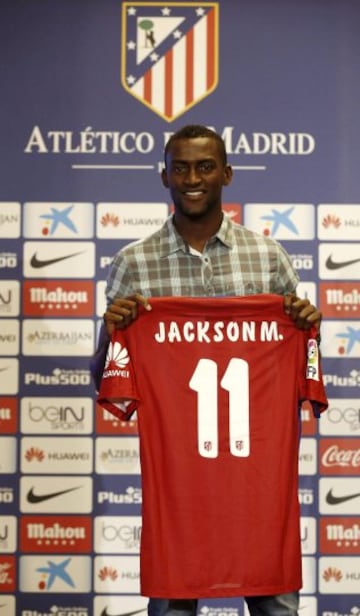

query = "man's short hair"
[{"left": 164, "top": 124, "right": 227, "bottom": 166}]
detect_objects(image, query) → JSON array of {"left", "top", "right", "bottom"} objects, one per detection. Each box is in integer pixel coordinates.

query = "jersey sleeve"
[
  {"left": 300, "top": 327, "right": 328, "bottom": 417},
  {"left": 97, "top": 331, "right": 139, "bottom": 420}
]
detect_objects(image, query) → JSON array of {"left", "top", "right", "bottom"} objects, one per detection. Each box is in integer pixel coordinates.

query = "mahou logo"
[
  {"left": 320, "top": 282, "right": 360, "bottom": 318},
  {"left": 96, "top": 403, "right": 138, "bottom": 435},
  {"left": 23, "top": 280, "right": 94, "bottom": 316},
  {"left": 0, "top": 397, "right": 17, "bottom": 433},
  {"left": 20, "top": 515, "right": 92, "bottom": 553},
  {"left": 320, "top": 438, "right": 360, "bottom": 475},
  {"left": 320, "top": 517, "right": 360, "bottom": 554}
]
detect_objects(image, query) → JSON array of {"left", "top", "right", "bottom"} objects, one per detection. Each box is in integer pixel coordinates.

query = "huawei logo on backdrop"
[
  {"left": 322, "top": 566, "right": 342, "bottom": 582},
  {"left": 25, "top": 447, "right": 45, "bottom": 462},
  {"left": 101, "top": 213, "right": 120, "bottom": 227},
  {"left": 99, "top": 566, "right": 118, "bottom": 581},
  {"left": 322, "top": 214, "right": 341, "bottom": 228}
]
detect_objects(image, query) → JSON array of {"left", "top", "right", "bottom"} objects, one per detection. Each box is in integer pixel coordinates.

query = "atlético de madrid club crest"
[{"left": 121, "top": 2, "right": 219, "bottom": 122}]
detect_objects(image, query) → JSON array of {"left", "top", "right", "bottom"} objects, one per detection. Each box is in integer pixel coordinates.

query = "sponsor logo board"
[
  {"left": 299, "top": 438, "right": 317, "bottom": 475},
  {"left": 94, "top": 516, "right": 142, "bottom": 554},
  {"left": 0, "top": 516, "right": 17, "bottom": 552},
  {"left": 0, "top": 555, "right": 16, "bottom": 591},
  {"left": 244, "top": 203, "right": 315, "bottom": 239},
  {"left": 0, "top": 398, "right": 17, "bottom": 433},
  {"left": 20, "top": 515, "right": 92, "bottom": 553},
  {"left": 318, "top": 204, "right": 360, "bottom": 241},
  {"left": 95, "top": 437, "right": 141, "bottom": 475},
  {"left": 20, "top": 476, "right": 93, "bottom": 513},
  {"left": 320, "top": 517, "right": 360, "bottom": 554},
  {"left": 19, "top": 555, "right": 91, "bottom": 592},
  {"left": 319, "top": 243, "right": 360, "bottom": 280},
  {"left": 21, "top": 397, "right": 93, "bottom": 434},
  {"left": 22, "top": 319, "right": 94, "bottom": 356},
  {"left": 0, "top": 438, "right": 17, "bottom": 474},
  {"left": 319, "top": 557, "right": 360, "bottom": 594},
  {"left": 319, "top": 399, "right": 360, "bottom": 436},
  {"left": 0, "top": 280, "right": 20, "bottom": 316},
  {"left": 23, "top": 241, "right": 95, "bottom": 278},
  {"left": 96, "top": 403, "right": 139, "bottom": 435},
  {"left": 320, "top": 282, "right": 360, "bottom": 317},
  {"left": 23, "top": 202, "right": 94, "bottom": 238},
  {"left": 20, "top": 436, "right": 93, "bottom": 474},
  {"left": 0, "top": 320, "right": 20, "bottom": 356},
  {"left": 320, "top": 438, "right": 360, "bottom": 474},
  {"left": 93, "top": 594, "right": 148, "bottom": 616},
  {"left": 23, "top": 280, "right": 95, "bottom": 316},
  {"left": 0, "top": 202, "right": 21, "bottom": 238},
  {"left": 97, "top": 202, "right": 168, "bottom": 238},
  {"left": 320, "top": 321, "right": 360, "bottom": 358},
  {"left": 94, "top": 555, "right": 140, "bottom": 593},
  {"left": 319, "top": 478, "right": 360, "bottom": 514}
]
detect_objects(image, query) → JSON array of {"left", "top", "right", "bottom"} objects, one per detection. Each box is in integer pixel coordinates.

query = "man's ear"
[
  {"left": 223, "top": 164, "right": 233, "bottom": 186},
  {"left": 161, "top": 168, "right": 169, "bottom": 188}
]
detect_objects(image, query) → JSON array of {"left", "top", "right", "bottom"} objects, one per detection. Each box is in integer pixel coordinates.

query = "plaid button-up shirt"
[{"left": 106, "top": 214, "right": 299, "bottom": 303}]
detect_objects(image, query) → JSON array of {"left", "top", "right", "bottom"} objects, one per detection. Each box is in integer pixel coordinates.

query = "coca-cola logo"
[{"left": 320, "top": 439, "right": 360, "bottom": 475}]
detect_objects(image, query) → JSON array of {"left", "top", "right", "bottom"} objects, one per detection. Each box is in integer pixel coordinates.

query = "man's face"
[{"left": 161, "top": 137, "right": 232, "bottom": 219}]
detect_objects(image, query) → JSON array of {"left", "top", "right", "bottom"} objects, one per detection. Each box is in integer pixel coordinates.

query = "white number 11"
[{"left": 189, "top": 358, "right": 250, "bottom": 459}]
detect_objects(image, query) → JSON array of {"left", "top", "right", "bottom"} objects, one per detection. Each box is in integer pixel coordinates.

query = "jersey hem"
[{"left": 141, "top": 583, "right": 302, "bottom": 598}]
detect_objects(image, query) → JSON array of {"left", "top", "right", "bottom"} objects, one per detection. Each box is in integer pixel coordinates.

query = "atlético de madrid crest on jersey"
[{"left": 121, "top": 2, "right": 219, "bottom": 122}]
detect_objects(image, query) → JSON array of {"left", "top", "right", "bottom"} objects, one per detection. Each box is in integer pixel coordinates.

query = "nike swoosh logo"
[
  {"left": 30, "top": 250, "right": 85, "bottom": 269},
  {"left": 101, "top": 609, "right": 147, "bottom": 616},
  {"left": 27, "top": 485, "right": 82, "bottom": 504},
  {"left": 326, "top": 489, "right": 360, "bottom": 505},
  {"left": 325, "top": 255, "right": 360, "bottom": 270}
]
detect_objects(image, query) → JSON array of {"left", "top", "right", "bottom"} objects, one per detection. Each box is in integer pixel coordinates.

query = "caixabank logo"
[
  {"left": 243, "top": 203, "right": 315, "bottom": 239},
  {"left": 121, "top": 2, "right": 219, "bottom": 121},
  {"left": 320, "top": 321, "right": 360, "bottom": 358}
]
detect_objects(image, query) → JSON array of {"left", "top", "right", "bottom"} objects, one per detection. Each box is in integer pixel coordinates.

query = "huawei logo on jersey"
[{"left": 105, "top": 342, "right": 130, "bottom": 370}]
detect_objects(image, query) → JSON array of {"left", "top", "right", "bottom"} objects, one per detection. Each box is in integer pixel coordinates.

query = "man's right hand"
[{"left": 103, "top": 293, "right": 151, "bottom": 336}]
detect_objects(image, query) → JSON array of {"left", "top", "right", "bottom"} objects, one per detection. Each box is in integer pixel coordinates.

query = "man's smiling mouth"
[{"left": 184, "top": 190, "right": 204, "bottom": 196}]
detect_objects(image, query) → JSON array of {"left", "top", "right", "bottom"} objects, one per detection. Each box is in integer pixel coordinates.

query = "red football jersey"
[{"left": 98, "top": 295, "right": 328, "bottom": 598}]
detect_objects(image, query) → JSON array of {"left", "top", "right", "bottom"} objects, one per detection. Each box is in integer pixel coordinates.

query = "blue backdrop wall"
[{"left": 0, "top": 1, "right": 360, "bottom": 615}]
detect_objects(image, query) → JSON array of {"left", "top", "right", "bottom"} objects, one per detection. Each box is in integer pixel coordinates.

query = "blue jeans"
[{"left": 148, "top": 593, "right": 299, "bottom": 616}]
